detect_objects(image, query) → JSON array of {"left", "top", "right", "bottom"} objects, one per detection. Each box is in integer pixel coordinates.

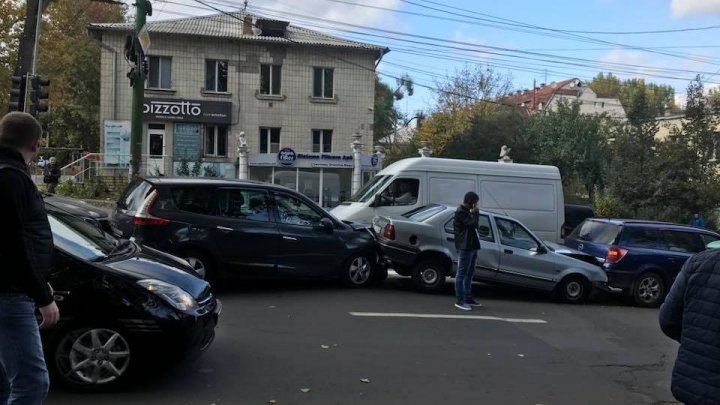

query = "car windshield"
[
  {"left": 49, "top": 211, "right": 118, "bottom": 261},
  {"left": 570, "top": 220, "right": 622, "bottom": 245},
  {"left": 402, "top": 204, "right": 447, "bottom": 222},
  {"left": 350, "top": 175, "right": 391, "bottom": 203}
]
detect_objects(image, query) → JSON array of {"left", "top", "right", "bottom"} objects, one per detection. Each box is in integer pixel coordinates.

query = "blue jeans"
[
  {"left": 0, "top": 295, "right": 50, "bottom": 405},
  {"left": 455, "top": 249, "right": 477, "bottom": 304}
]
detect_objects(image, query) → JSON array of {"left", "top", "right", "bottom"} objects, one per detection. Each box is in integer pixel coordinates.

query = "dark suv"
[
  {"left": 565, "top": 219, "right": 720, "bottom": 307},
  {"left": 112, "top": 178, "right": 381, "bottom": 287}
]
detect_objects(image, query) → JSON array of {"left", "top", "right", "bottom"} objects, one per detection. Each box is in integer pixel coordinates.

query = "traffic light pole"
[
  {"left": 130, "top": 0, "right": 147, "bottom": 179},
  {"left": 31, "top": 0, "right": 42, "bottom": 76}
]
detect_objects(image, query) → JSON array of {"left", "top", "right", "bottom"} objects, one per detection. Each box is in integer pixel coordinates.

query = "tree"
[
  {"left": 523, "top": 100, "right": 612, "bottom": 202},
  {"left": 373, "top": 74, "right": 415, "bottom": 144},
  {"left": 0, "top": 0, "right": 24, "bottom": 111},
  {"left": 434, "top": 64, "right": 512, "bottom": 113},
  {"left": 589, "top": 72, "right": 676, "bottom": 117}
]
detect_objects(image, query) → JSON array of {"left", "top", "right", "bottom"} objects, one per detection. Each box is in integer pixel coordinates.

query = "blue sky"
[{"left": 149, "top": 0, "right": 720, "bottom": 116}]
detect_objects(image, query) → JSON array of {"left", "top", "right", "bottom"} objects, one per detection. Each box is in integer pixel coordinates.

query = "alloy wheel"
[
  {"left": 637, "top": 276, "right": 661, "bottom": 304},
  {"left": 186, "top": 257, "right": 207, "bottom": 279},
  {"left": 55, "top": 328, "right": 131, "bottom": 385},
  {"left": 349, "top": 256, "right": 371, "bottom": 285}
]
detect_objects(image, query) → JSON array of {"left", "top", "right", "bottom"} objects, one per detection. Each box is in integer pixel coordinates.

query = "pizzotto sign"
[{"left": 143, "top": 98, "right": 232, "bottom": 124}]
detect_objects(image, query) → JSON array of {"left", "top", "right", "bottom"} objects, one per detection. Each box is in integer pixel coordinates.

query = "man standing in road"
[
  {"left": 659, "top": 248, "right": 720, "bottom": 403},
  {"left": 453, "top": 192, "right": 482, "bottom": 311},
  {"left": 0, "top": 112, "right": 59, "bottom": 405}
]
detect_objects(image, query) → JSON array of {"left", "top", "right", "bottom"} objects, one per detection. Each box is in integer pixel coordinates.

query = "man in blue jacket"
[{"left": 659, "top": 248, "right": 720, "bottom": 404}]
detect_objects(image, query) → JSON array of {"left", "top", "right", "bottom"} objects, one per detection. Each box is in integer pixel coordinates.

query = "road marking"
[{"left": 349, "top": 312, "right": 547, "bottom": 324}]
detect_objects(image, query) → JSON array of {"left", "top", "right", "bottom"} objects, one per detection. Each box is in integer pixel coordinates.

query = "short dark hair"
[
  {"left": 0, "top": 112, "right": 42, "bottom": 150},
  {"left": 464, "top": 191, "right": 479, "bottom": 205}
]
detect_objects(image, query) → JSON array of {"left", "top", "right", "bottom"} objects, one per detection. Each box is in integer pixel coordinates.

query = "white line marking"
[{"left": 349, "top": 312, "right": 547, "bottom": 324}]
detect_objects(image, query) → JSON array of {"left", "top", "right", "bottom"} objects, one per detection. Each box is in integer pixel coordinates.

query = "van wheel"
[
  {"left": 556, "top": 275, "right": 590, "bottom": 304},
  {"left": 633, "top": 272, "right": 666, "bottom": 307},
  {"left": 180, "top": 249, "right": 215, "bottom": 284},
  {"left": 412, "top": 259, "right": 447, "bottom": 293},
  {"left": 340, "top": 254, "right": 374, "bottom": 288}
]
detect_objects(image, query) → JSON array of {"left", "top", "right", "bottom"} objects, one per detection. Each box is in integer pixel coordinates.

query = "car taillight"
[
  {"left": 133, "top": 189, "right": 169, "bottom": 226},
  {"left": 383, "top": 224, "right": 396, "bottom": 240},
  {"left": 606, "top": 247, "right": 628, "bottom": 264}
]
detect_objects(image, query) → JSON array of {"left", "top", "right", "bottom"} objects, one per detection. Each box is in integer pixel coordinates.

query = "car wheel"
[
  {"left": 52, "top": 326, "right": 132, "bottom": 390},
  {"left": 633, "top": 272, "right": 666, "bottom": 307},
  {"left": 556, "top": 275, "right": 591, "bottom": 304},
  {"left": 180, "top": 249, "right": 215, "bottom": 283},
  {"left": 412, "top": 259, "right": 447, "bottom": 293},
  {"left": 340, "top": 254, "right": 374, "bottom": 288}
]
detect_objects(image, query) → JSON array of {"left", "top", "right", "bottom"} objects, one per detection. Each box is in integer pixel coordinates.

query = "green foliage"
[
  {"left": 56, "top": 177, "right": 119, "bottom": 200},
  {"left": 589, "top": 72, "right": 676, "bottom": 117},
  {"left": 203, "top": 164, "right": 218, "bottom": 177},
  {"left": 593, "top": 187, "right": 623, "bottom": 218},
  {"left": 190, "top": 159, "right": 202, "bottom": 177},
  {"left": 176, "top": 158, "right": 191, "bottom": 176}
]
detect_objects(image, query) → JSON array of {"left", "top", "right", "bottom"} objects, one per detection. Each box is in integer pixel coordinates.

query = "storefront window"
[
  {"left": 322, "top": 168, "right": 351, "bottom": 208},
  {"left": 273, "top": 168, "right": 297, "bottom": 191},
  {"left": 298, "top": 169, "right": 320, "bottom": 203},
  {"left": 249, "top": 166, "right": 273, "bottom": 184}
]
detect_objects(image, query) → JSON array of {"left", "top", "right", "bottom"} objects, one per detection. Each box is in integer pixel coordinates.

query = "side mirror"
[
  {"left": 315, "top": 217, "right": 335, "bottom": 232},
  {"left": 536, "top": 245, "right": 548, "bottom": 254},
  {"left": 372, "top": 193, "right": 382, "bottom": 207}
]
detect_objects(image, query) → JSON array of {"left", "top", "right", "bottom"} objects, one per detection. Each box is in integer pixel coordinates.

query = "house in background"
[{"left": 502, "top": 78, "right": 626, "bottom": 118}]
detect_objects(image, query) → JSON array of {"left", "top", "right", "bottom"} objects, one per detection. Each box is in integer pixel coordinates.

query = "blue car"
[{"left": 564, "top": 219, "right": 720, "bottom": 307}]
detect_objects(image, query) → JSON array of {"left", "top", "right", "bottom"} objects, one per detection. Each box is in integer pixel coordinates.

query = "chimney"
[{"left": 243, "top": 15, "right": 253, "bottom": 35}]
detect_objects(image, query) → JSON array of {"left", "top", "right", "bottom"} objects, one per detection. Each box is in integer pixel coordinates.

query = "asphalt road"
[{"left": 46, "top": 274, "right": 679, "bottom": 405}]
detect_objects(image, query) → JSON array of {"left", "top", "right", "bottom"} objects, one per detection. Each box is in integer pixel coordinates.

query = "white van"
[{"left": 330, "top": 157, "right": 565, "bottom": 243}]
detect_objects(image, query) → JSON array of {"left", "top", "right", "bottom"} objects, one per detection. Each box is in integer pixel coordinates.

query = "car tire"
[
  {"left": 340, "top": 253, "right": 375, "bottom": 288},
  {"left": 180, "top": 249, "right": 215, "bottom": 284},
  {"left": 633, "top": 272, "right": 666, "bottom": 307},
  {"left": 556, "top": 275, "right": 591, "bottom": 304},
  {"left": 412, "top": 259, "right": 447, "bottom": 294},
  {"left": 50, "top": 326, "right": 133, "bottom": 390}
]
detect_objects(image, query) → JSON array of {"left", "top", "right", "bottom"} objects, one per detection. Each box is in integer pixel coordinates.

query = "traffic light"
[
  {"left": 8, "top": 75, "right": 27, "bottom": 112},
  {"left": 29, "top": 76, "right": 49, "bottom": 116}
]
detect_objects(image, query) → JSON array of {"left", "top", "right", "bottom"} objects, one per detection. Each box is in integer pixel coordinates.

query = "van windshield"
[{"left": 350, "top": 175, "right": 391, "bottom": 203}]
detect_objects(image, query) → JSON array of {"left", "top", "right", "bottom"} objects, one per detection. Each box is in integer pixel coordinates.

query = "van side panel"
[
  {"left": 479, "top": 179, "right": 560, "bottom": 242},
  {"left": 428, "top": 175, "right": 478, "bottom": 205}
]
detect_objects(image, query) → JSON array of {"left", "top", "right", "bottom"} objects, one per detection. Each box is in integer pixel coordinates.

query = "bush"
[
  {"left": 593, "top": 187, "right": 623, "bottom": 218},
  {"left": 55, "top": 177, "right": 119, "bottom": 200}
]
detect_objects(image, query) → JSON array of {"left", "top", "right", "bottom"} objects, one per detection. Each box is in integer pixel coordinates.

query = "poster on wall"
[
  {"left": 103, "top": 120, "right": 131, "bottom": 165},
  {"left": 173, "top": 123, "right": 202, "bottom": 161}
]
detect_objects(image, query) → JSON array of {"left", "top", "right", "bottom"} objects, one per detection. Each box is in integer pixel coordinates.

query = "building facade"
[
  {"left": 503, "top": 78, "right": 626, "bottom": 118},
  {"left": 89, "top": 13, "right": 388, "bottom": 208}
]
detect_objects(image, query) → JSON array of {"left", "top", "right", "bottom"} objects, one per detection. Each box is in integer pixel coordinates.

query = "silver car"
[{"left": 372, "top": 204, "right": 609, "bottom": 303}]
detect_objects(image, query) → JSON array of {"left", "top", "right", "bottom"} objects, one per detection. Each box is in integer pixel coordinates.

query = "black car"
[
  {"left": 111, "top": 178, "right": 382, "bottom": 287},
  {"left": 44, "top": 204, "right": 220, "bottom": 389},
  {"left": 43, "top": 193, "right": 118, "bottom": 236}
]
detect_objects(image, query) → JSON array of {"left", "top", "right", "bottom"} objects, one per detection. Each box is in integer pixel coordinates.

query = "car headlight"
[{"left": 137, "top": 279, "right": 198, "bottom": 312}]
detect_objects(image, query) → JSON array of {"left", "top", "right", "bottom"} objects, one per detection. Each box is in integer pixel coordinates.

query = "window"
[
  {"left": 171, "top": 187, "right": 216, "bottom": 215},
  {"left": 621, "top": 227, "right": 661, "bottom": 249},
  {"left": 147, "top": 56, "right": 172, "bottom": 89},
  {"left": 662, "top": 231, "right": 702, "bottom": 253},
  {"left": 312, "top": 130, "right": 332, "bottom": 153},
  {"left": 701, "top": 233, "right": 720, "bottom": 249},
  {"left": 404, "top": 204, "right": 446, "bottom": 222},
  {"left": 121, "top": 180, "right": 153, "bottom": 211},
  {"left": 352, "top": 175, "right": 391, "bottom": 203},
  {"left": 570, "top": 220, "right": 622, "bottom": 245},
  {"left": 204, "top": 126, "right": 228, "bottom": 157},
  {"left": 444, "top": 215, "right": 495, "bottom": 243},
  {"left": 216, "top": 189, "right": 270, "bottom": 222},
  {"left": 377, "top": 178, "right": 419, "bottom": 206},
  {"left": 259, "top": 128, "right": 280, "bottom": 154},
  {"left": 49, "top": 212, "right": 117, "bottom": 261},
  {"left": 313, "top": 67, "right": 334, "bottom": 98},
  {"left": 260, "top": 64, "right": 282, "bottom": 95},
  {"left": 274, "top": 194, "right": 323, "bottom": 226},
  {"left": 496, "top": 218, "right": 539, "bottom": 251},
  {"left": 205, "top": 60, "right": 228, "bottom": 92}
]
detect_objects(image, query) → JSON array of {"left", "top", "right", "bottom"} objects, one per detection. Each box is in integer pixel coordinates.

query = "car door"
[
  {"left": 494, "top": 217, "right": 557, "bottom": 290},
  {"left": 208, "top": 188, "right": 280, "bottom": 277},
  {"left": 442, "top": 214, "right": 501, "bottom": 281},
  {"left": 272, "top": 192, "right": 345, "bottom": 277},
  {"left": 659, "top": 230, "right": 704, "bottom": 280}
]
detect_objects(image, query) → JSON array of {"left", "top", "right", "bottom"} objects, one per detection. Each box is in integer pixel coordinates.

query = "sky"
[{"left": 141, "top": 0, "right": 720, "bottom": 116}]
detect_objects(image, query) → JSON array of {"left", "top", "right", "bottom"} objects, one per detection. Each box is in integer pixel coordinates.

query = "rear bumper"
[
  {"left": 604, "top": 268, "right": 636, "bottom": 292},
  {"left": 377, "top": 241, "right": 419, "bottom": 269}
]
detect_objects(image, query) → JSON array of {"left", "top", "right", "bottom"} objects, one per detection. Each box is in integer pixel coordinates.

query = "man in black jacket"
[
  {"left": 0, "top": 112, "right": 59, "bottom": 405},
  {"left": 453, "top": 192, "right": 482, "bottom": 311},
  {"left": 659, "top": 248, "right": 720, "bottom": 404}
]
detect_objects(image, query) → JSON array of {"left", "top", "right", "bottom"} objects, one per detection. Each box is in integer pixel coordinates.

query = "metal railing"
[{"left": 60, "top": 154, "right": 175, "bottom": 183}]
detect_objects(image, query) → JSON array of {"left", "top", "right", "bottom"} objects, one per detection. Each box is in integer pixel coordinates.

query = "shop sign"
[
  {"left": 143, "top": 98, "right": 232, "bottom": 124},
  {"left": 278, "top": 147, "right": 297, "bottom": 166}
]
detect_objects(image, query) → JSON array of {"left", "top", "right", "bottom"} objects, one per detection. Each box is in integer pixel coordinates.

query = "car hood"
[
  {"left": 103, "top": 245, "right": 208, "bottom": 298},
  {"left": 44, "top": 195, "right": 109, "bottom": 219},
  {"left": 545, "top": 241, "right": 604, "bottom": 267}
]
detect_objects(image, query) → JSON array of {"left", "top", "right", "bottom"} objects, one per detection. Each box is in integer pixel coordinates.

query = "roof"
[
  {"left": 501, "top": 79, "right": 590, "bottom": 112},
  {"left": 587, "top": 218, "right": 719, "bottom": 233},
  {"left": 379, "top": 157, "right": 561, "bottom": 180},
  {"left": 89, "top": 12, "right": 388, "bottom": 54}
]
